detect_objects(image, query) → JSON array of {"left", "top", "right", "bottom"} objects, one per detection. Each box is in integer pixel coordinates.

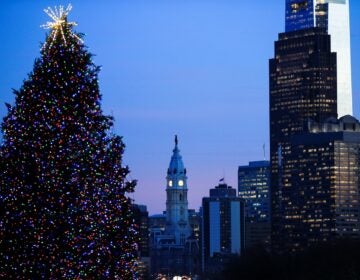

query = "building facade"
[
  {"left": 286, "top": 0, "right": 352, "bottom": 117},
  {"left": 269, "top": 27, "right": 338, "bottom": 252},
  {"left": 286, "top": 0, "right": 316, "bottom": 32},
  {"left": 188, "top": 209, "right": 201, "bottom": 243},
  {"left": 282, "top": 116, "right": 360, "bottom": 250},
  {"left": 238, "top": 161, "right": 271, "bottom": 249},
  {"left": 202, "top": 183, "right": 245, "bottom": 273}
]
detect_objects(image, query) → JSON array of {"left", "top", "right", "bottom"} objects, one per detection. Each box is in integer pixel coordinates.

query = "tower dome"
[{"left": 168, "top": 135, "right": 186, "bottom": 177}]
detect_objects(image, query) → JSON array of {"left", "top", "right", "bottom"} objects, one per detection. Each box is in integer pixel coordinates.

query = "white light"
[{"left": 41, "top": 4, "right": 83, "bottom": 49}]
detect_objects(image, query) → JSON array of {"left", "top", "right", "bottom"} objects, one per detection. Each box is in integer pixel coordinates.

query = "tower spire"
[{"left": 175, "top": 134, "right": 178, "bottom": 147}]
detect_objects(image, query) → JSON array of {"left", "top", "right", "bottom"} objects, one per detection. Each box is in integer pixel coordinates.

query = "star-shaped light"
[{"left": 41, "top": 4, "right": 83, "bottom": 49}]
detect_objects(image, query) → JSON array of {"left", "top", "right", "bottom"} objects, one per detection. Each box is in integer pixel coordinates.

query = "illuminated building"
[
  {"left": 201, "top": 182, "right": 245, "bottom": 273},
  {"left": 165, "top": 135, "right": 192, "bottom": 244},
  {"left": 286, "top": 0, "right": 316, "bottom": 32},
  {"left": 286, "top": 0, "right": 352, "bottom": 117},
  {"left": 238, "top": 161, "right": 271, "bottom": 249},
  {"left": 270, "top": 26, "right": 338, "bottom": 252},
  {"left": 271, "top": 0, "right": 356, "bottom": 253},
  {"left": 282, "top": 116, "right": 360, "bottom": 250},
  {"left": 150, "top": 136, "right": 200, "bottom": 277},
  {"left": 188, "top": 209, "right": 201, "bottom": 243}
]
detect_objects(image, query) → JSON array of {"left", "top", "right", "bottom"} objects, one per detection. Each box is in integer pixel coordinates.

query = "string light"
[{"left": 1, "top": 5, "right": 138, "bottom": 278}]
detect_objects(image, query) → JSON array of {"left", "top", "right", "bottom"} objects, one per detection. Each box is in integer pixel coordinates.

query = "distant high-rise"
[
  {"left": 238, "top": 161, "right": 270, "bottom": 249},
  {"left": 202, "top": 182, "right": 245, "bottom": 273},
  {"left": 270, "top": 27, "right": 338, "bottom": 251},
  {"left": 286, "top": 0, "right": 353, "bottom": 117}
]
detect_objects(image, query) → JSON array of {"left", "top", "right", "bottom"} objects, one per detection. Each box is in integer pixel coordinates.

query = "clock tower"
[{"left": 165, "top": 135, "right": 191, "bottom": 245}]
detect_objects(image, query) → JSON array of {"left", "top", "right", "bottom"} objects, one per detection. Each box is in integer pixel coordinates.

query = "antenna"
[{"left": 263, "top": 143, "right": 266, "bottom": 160}]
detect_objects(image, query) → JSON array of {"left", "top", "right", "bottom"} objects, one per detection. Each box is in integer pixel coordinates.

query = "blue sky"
[{"left": 0, "top": 1, "right": 359, "bottom": 214}]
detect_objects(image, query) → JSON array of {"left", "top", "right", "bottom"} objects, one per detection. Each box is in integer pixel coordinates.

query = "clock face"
[
  {"left": 168, "top": 180, "right": 173, "bottom": 187},
  {"left": 178, "top": 180, "right": 184, "bottom": 187}
]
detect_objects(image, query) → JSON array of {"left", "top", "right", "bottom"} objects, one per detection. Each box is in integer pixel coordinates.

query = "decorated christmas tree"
[{"left": 0, "top": 5, "right": 138, "bottom": 278}]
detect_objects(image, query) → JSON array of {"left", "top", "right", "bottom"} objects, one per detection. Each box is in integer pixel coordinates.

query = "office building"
[
  {"left": 280, "top": 116, "right": 360, "bottom": 251},
  {"left": 286, "top": 0, "right": 352, "bottom": 117},
  {"left": 202, "top": 182, "right": 245, "bottom": 273},
  {"left": 238, "top": 161, "right": 270, "bottom": 249},
  {"left": 270, "top": 27, "right": 338, "bottom": 251}
]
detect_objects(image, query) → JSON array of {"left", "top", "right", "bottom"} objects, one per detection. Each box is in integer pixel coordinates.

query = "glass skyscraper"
[
  {"left": 286, "top": 0, "right": 353, "bottom": 117},
  {"left": 270, "top": 0, "right": 355, "bottom": 252},
  {"left": 284, "top": 116, "right": 360, "bottom": 250},
  {"left": 286, "top": 0, "right": 316, "bottom": 32},
  {"left": 238, "top": 161, "right": 271, "bottom": 249}
]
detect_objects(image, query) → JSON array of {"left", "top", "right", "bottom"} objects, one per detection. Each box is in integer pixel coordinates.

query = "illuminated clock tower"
[{"left": 165, "top": 135, "right": 191, "bottom": 245}]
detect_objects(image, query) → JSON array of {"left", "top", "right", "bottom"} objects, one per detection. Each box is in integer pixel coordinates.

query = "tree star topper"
[{"left": 41, "top": 4, "right": 83, "bottom": 48}]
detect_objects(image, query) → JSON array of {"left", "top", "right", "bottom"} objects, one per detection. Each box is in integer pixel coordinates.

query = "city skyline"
[{"left": 1, "top": 1, "right": 360, "bottom": 214}]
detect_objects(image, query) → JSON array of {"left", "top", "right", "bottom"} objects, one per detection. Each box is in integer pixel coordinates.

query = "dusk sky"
[{"left": 1, "top": 1, "right": 359, "bottom": 214}]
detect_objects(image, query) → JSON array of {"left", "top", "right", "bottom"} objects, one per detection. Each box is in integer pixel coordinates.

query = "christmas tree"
[{"left": 0, "top": 5, "right": 138, "bottom": 279}]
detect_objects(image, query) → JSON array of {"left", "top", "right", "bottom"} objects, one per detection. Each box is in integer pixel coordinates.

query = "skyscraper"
[
  {"left": 270, "top": 27, "right": 338, "bottom": 251},
  {"left": 202, "top": 182, "right": 245, "bottom": 273},
  {"left": 286, "top": 0, "right": 352, "bottom": 117},
  {"left": 238, "top": 161, "right": 271, "bottom": 249},
  {"left": 271, "top": 0, "right": 356, "bottom": 252},
  {"left": 283, "top": 116, "right": 360, "bottom": 250}
]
